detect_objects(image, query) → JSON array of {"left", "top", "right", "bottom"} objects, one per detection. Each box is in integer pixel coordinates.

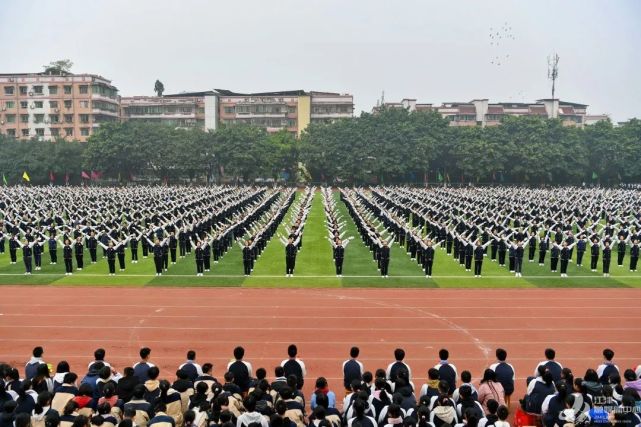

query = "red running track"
[{"left": 1, "top": 286, "right": 640, "bottom": 410}]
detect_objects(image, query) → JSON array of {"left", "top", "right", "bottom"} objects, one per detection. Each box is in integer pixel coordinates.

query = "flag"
[
  {"left": 592, "top": 171, "right": 598, "bottom": 180},
  {"left": 49, "top": 171, "right": 55, "bottom": 182},
  {"left": 2, "top": 174, "right": 7, "bottom": 186},
  {"left": 22, "top": 171, "right": 30, "bottom": 182},
  {"left": 90, "top": 170, "right": 100, "bottom": 180},
  {"left": 81, "top": 170, "right": 90, "bottom": 180},
  {"left": 437, "top": 172, "right": 443, "bottom": 182}
]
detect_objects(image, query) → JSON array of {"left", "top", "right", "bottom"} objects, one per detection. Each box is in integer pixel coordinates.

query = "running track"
[{"left": 1, "top": 286, "right": 640, "bottom": 409}]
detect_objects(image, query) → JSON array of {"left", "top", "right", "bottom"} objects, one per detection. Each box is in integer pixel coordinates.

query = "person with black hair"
[
  {"left": 116, "top": 368, "right": 139, "bottom": 404},
  {"left": 346, "top": 398, "right": 376, "bottom": 427},
  {"left": 455, "top": 386, "right": 483, "bottom": 421},
  {"left": 494, "top": 406, "right": 509, "bottom": 427},
  {"left": 155, "top": 381, "right": 182, "bottom": 427},
  {"left": 281, "top": 345, "right": 306, "bottom": 390},
  {"left": 15, "top": 412, "right": 32, "bottom": 427},
  {"left": 419, "top": 369, "right": 441, "bottom": 400},
  {"left": 123, "top": 385, "right": 152, "bottom": 427},
  {"left": 222, "top": 372, "right": 241, "bottom": 397},
  {"left": 147, "top": 402, "right": 175, "bottom": 427},
  {"left": 478, "top": 399, "right": 498, "bottom": 427},
  {"left": 133, "top": 348, "right": 154, "bottom": 384},
  {"left": 429, "top": 395, "right": 458, "bottom": 427},
  {"left": 523, "top": 371, "right": 555, "bottom": 414},
  {"left": 342, "top": 347, "right": 364, "bottom": 394},
  {"left": 488, "top": 349, "right": 514, "bottom": 406},
  {"left": 270, "top": 367, "right": 287, "bottom": 395},
  {"left": 15, "top": 380, "right": 37, "bottom": 415},
  {"left": 71, "top": 383, "right": 94, "bottom": 413},
  {"left": 434, "top": 349, "right": 457, "bottom": 396},
  {"left": 32, "top": 365, "right": 53, "bottom": 394},
  {"left": 455, "top": 407, "right": 481, "bottom": 427},
  {"left": 477, "top": 370, "right": 504, "bottom": 414},
  {"left": 533, "top": 348, "right": 563, "bottom": 382},
  {"left": 623, "top": 369, "right": 641, "bottom": 393},
  {"left": 44, "top": 411, "right": 60, "bottom": 427},
  {"left": 171, "top": 370, "right": 193, "bottom": 394},
  {"left": 189, "top": 383, "right": 210, "bottom": 410},
  {"left": 386, "top": 349, "right": 411, "bottom": 384},
  {"left": 597, "top": 348, "right": 620, "bottom": 385},
  {"left": 31, "top": 391, "right": 57, "bottom": 427},
  {"left": 0, "top": 400, "right": 18, "bottom": 427},
  {"left": 310, "top": 378, "right": 336, "bottom": 410},
  {"left": 178, "top": 351, "right": 203, "bottom": 383},
  {"left": 51, "top": 362, "right": 70, "bottom": 393},
  {"left": 58, "top": 400, "right": 78, "bottom": 427},
  {"left": 236, "top": 396, "right": 269, "bottom": 427},
  {"left": 452, "top": 371, "right": 478, "bottom": 404},
  {"left": 227, "top": 347, "right": 252, "bottom": 394},
  {"left": 193, "top": 363, "right": 217, "bottom": 395},
  {"left": 25, "top": 347, "right": 46, "bottom": 381}
]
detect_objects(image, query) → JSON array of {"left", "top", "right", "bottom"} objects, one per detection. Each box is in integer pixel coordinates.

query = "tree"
[
  {"left": 154, "top": 80, "right": 165, "bottom": 97},
  {"left": 43, "top": 59, "right": 73, "bottom": 75}
]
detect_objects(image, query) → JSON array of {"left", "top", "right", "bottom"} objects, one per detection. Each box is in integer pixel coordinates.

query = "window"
[
  {"left": 180, "top": 107, "right": 192, "bottom": 114},
  {"left": 65, "top": 128, "right": 73, "bottom": 137},
  {"left": 80, "top": 127, "right": 90, "bottom": 136},
  {"left": 49, "top": 114, "right": 59, "bottom": 123},
  {"left": 49, "top": 101, "right": 58, "bottom": 109},
  {"left": 224, "top": 106, "right": 235, "bottom": 114},
  {"left": 34, "top": 114, "right": 44, "bottom": 123},
  {"left": 35, "top": 128, "right": 44, "bottom": 136},
  {"left": 33, "top": 86, "right": 43, "bottom": 94},
  {"left": 50, "top": 128, "right": 59, "bottom": 137},
  {"left": 5, "top": 101, "right": 14, "bottom": 109},
  {"left": 79, "top": 114, "right": 89, "bottom": 124},
  {"left": 48, "top": 86, "right": 58, "bottom": 95},
  {"left": 4, "top": 86, "right": 14, "bottom": 95},
  {"left": 287, "top": 106, "right": 296, "bottom": 113},
  {"left": 34, "top": 101, "right": 43, "bottom": 108},
  {"left": 64, "top": 100, "right": 72, "bottom": 109},
  {"left": 64, "top": 85, "right": 72, "bottom": 94},
  {"left": 20, "top": 114, "right": 29, "bottom": 123},
  {"left": 64, "top": 114, "right": 73, "bottom": 123},
  {"left": 22, "top": 129, "right": 29, "bottom": 137},
  {"left": 20, "top": 101, "right": 28, "bottom": 109},
  {"left": 6, "top": 114, "right": 15, "bottom": 123},
  {"left": 6, "top": 129, "right": 15, "bottom": 137},
  {"left": 19, "top": 86, "right": 28, "bottom": 95},
  {"left": 79, "top": 101, "right": 89, "bottom": 108},
  {"left": 79, "top": 85, "right": 88, "bottom": 94},
  {"left": 197, "top": 107, "right": 205, "bottom": 114}
]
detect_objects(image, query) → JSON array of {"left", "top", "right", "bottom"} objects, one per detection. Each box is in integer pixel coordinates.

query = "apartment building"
[
  {"left": 374, "top": 97, "right": 593, "bottom": 128},
  {"left": 120, "top": 91, "right": 218, "bottom": 130},
  {"left": 217, "top": 89, "right": 353, "bottom": 136},
  {"left": 0, "top": 72, "right": 119, "bottom": 141}
]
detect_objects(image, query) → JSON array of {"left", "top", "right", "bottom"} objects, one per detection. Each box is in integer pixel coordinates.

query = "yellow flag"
[{"left": 22, "top": 171, "right": 30, "bottom": 182}]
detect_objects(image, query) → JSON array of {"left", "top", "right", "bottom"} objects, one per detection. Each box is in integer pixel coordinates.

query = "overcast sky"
[{"left": 2, "top": 0, "right": 639, "bottom": 120}]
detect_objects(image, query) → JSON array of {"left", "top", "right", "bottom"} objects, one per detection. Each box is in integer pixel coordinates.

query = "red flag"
[
  {"left": 90, "top": 170, "right": 100, "bottom": 180},
  {"left": 81, "top": 171, "right": 90, "bottom": 180},
  {"left": 49, "top": 171, "right": 55, "bottom": 182}
]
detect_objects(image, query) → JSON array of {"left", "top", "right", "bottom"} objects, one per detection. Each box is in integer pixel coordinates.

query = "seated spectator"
[
  {"left": 454, "top": 407, "right": 481, "bottom": 427},
  {"left": 271, "top": 367, "right": 287, "bottom": 395},
  {"left": 72, "top": 384, "right": 96, "bottom": 414},
  {"left": 31, "top": 391, "right": 57, "bottom": 427},
  {"left": 156, "top": 381, "right": 182, "bottom": 427},
  {"left": 80, "top": 363, "right": 104, "bottom": 400},
  {"left": 608, "top": 373, "right": 624, "bottom": 402},
  {"left": 346, "top": 398, "right": 377, "bottom": 427},
  {"left": 523, "top": 371, "right": 555, "bottom": 414},
  {"left": 533, "top": 349, "right": 562, "bottom": 383},
  {"left": 58, "top": 401, "right": 78, "bottom": 427},
  {"left": 222, "top": 372, "right": 241, "bottom": 397},
  {"left": 581, "top": 369, "right": 603, "bottom": 398},
  {"left": 456, "top": 386, "right": 483, "bottom": 420},
  {"left": 189, "top": 382, "right": 210, "bottom": 410},
  {"left": 94, "top": 402, "right": 119, "bottom": 427},
  {"left": 361, "top": 372, "right": 374, "bottom": 395},
  {"left": 382, "top": 403, "right": 404, "bottom": 427},
  {"left": 16, "top": 380, "right": 38, "bottom": 415},
  {"left": 124, "top": 385, "right": 152, "bottom": 427},
  {"left": 541, "top": 381, "right": 569, "bottom": 427},
  {"left": 143, "top": 367, "right": 161, "bottom": 404},
  {"left": 434, "top": 349, "right": 457, "bottom": 396},
  {"left": 495, "top": 405, "right": 509, "bottom": 427},
  {"left": 248, "top": 368, "right": 267, "bottom": 393},
  {"left": 227, "top": 347, "right": 252, "bottom": 395},
  {"left": 477, "top": 370, "right": 505, "bottom": 414},
  {"left": 32, "top": 365, "right": 53, "bottom": 395},
  {"left": 5, "top": 368, "right": 21, "bottom": 392},
  {"left": 147, "top": 402, "right": 174, "bottom": 427},
  {"left": 312, "top": 392, "right": 341, "bottom": 427},
  {"left": 52, "top": 363, "right": 71, "bottom": 392},
  {"left": 430, "top": 394, "right": 458, "bottom": 427},
  {"left": 171, "top": 370, "right": 193, "bottom": 393},
  {"left": 115, "top": 368, "right": 139, "bottom": 404},
  {"left": 597, "top": 348, "right": 619, "bottom": 385},
  {"left": 96, "top": 368, "right": 119, "bottom": 399},
  {"left": 97, "top": 383, "right": 121, "bottom": 411},
  {"left": 419, "top": 369, "right": 441, "bottom": 399},
  {"left": 623, "top": 369, "right": 641, "bottom": 394},
  {"left": 488, "top": 349, "right": 514, "bottom": 406},
  {"left": 478, "top": 399, "right": 499, "bottom": 427},
  {"left": 310, "top": 378, "right": 336, "bottom": 410},
  {"left": 343, "top": 347, "right": 364, "bottom": 394},
  {"left": 452, "top": 371, "right": 478, "bottom": 403},
  {"left": 193, "top": 363, "right": 217, "bottom": 396},
  {"left": 0, "top": 401, "right": 18, "bottom": 427},
  {"left": 236, "top": 396, "right": 268, "bottom": 427}
]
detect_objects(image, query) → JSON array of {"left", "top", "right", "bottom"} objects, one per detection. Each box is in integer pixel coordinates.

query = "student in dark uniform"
[
  {"left": 576, "top": 235, "right": 587, "bottom": 267},
  {"left": 537, "top": 233, "right": 549, "bottom": 266},
  {"left": 192, "top": 240, "right": 204, "bottom": 276},
  {"left": 558, "top": 241, "right": 576, "bottom": 278},
  {"left": 9, "top": 235, "right": 19, "bottom": 264},
  {"left": 616, "top": 235, "right": 628, "bottom": 267},
  {"left": 74, "top": 236, "right": 84, "bottom": 271},
  {"left": 47, "top": 235, "right": 58, "bottom": 265},
  {"left": 630, "top": 240, "right": 639, "bottom": 272},
  {"left": 60, "top": 238, "right": 74, "bottom": 275},
  {"left": 87, "top": 231, "right": 98, "bottom": 264},
  {"left": 33, "top": 239, "right": 44, "bottom": 271},
  {"left": 20, "top": 239, "right": 37, "bottom": 275},
  {"left": 550, "top": 242, "right": 560, "bottom": 273},
  {"left": 422, "top": 239, "right": 436, "bottom": 278},
  {"left": 98, "top": 240, "right": 118, "bottom": 276},
  {"left": 130, "top": 232, "right": 140, "bottom": 263},
  {"left": 146, "top": 237, "right": 166, "bottom": 276},
  {"left": 473, "top": 239, "right": 492, "bottom": 278},
  {"left": 379, "top": 239, "right": 391, "bottom": 278},
  {"left": 169, "top": 232, "right": 178, "bottom": 264},
  {"left": 203, "top": 238, "right": 211, "bottom": 272},
  {"left": 178, "top": 229, "right": 187, "bottom": 258},
  {"left": 240, "top": 239, "right": 253, "bottom": 276},
  {"left": 590, "top": 238, "right": 600, "bottom": 272},
  {"left": 328, "top": 237, "right": 352, "bottom": 277},
  {"left": 281, "top": 236, "right": 300, "bottom": 277},
  {"left": 602, "top": 240, "right": 612, "bottom": 277}
]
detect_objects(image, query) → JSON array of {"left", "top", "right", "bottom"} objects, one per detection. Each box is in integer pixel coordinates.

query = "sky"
[{"left": 1, "top": 0, "right": 640, "bottom": 121}]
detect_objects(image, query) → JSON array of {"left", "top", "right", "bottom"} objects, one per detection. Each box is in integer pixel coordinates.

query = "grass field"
[{"left": 1, "top": 190, "right": 640, "bottom": 288}]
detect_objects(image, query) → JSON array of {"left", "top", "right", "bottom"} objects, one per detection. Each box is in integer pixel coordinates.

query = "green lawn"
[{"left": 1, "top": 190, "right": 640, "bottom": 288}]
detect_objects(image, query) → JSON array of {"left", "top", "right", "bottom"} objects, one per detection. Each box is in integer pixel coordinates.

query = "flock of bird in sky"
[{"left": 489, "top": 22, "right": 516, "bottom": 66}]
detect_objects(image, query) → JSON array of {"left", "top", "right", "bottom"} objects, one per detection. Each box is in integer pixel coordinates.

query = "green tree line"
[{"left": 0, "top": 110, "right": 639, "bottom": 185}]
